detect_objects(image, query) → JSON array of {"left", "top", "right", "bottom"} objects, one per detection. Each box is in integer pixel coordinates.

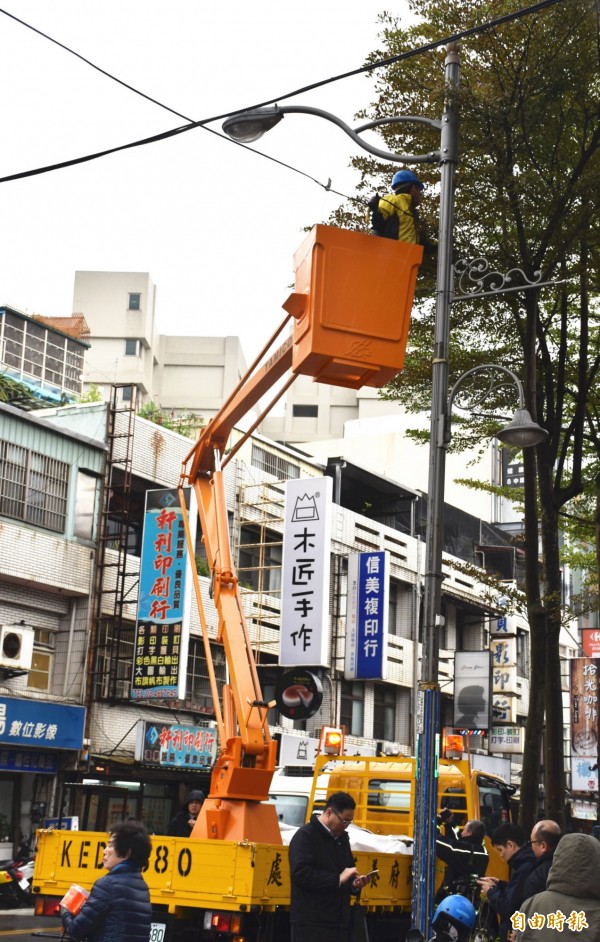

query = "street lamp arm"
[
  {"left": 448, "top": 364, "right": 525, "bottom": 414},
  {"left": 222, "top": 104, "right": 440, "bottom": 164},
  {"left": 354, "top": 115, "right": 442, "bottom": 133}
]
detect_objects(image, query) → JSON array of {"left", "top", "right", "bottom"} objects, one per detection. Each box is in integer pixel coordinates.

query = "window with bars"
[
  {"left": 93, "top": 621, "right": 226, "bottom": 710},
  {"left": 373, "top": 685, "right": 396, "bottom": 742},
  {"left": 184, "top": 638, "right": 227, "bottom": 712},
  {"left": 251, "top": 444, "right": 300, "bottom": 480},
  {"left": 93, "top": 620, "right": 136, "bottom": 700},
  {"left": 238, "top": 525, "right": 283, "bottom": 593},
  {"left": 340, "top": 680, "right": 364, "bottom": 736},
  {"left": 0, "top": 441, "right": 68, "bottom": 532},
  {"left": 0, "top": 310, "right": 85, "bottom": 394},
  {"left": 27, "top": 628, "right": 55, "bottom": 692}
]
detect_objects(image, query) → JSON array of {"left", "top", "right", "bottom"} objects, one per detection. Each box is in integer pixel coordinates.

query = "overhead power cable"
[{"left": 0, "top": 0, "right": 566, "bottom": 185}]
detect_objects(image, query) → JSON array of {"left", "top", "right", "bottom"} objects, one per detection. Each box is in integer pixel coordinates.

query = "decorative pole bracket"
[{"left": 451, "top": 257, "right": 568, "bottom": 302}]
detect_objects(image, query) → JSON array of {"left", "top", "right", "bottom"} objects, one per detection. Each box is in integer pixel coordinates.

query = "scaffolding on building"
[{"left": 88, "top": 384, "right": 139, "bottom": 701}]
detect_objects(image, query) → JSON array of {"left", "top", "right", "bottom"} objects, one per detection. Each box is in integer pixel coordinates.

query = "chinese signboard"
[
  {"left": 345, "top": 551, "right": 389, "bottom": 680},
  {"left": 131, "top": 488, "right": 197, "bottom": 701},
  {"left": 582, "top": 630, "right": 600, "bottom": 658},
  {"left": 453, "top": 651, "right": 490, "bottom": 731},
  {"left": 0, "top": 748, "right": 58, "bottom": 774},
  {"left": 135, "top": 721, "right": 218, "bottom": 769},
  {"left": 276, "top": 731, "right": 376, "bottom": 766},
  {"left": 280, "top": 477, "right": 332, "bottom": 667},
  {"left": 278, "top": 732, "right": 321, "bottom": 767},
  {"left": 491, "top": 637, "right": 517, "bottom": 668},
  {"left": 572, "top": 757, "right": 598, "bottom": 792},
  {"left": 491, "top": 631, "right": 518, "bottom": 698},
  {"left": 489, "top": 725, "right": 524, "bottom": 754},
  {"left": 488, "top": 614, "right": 522, "bottom": 749},
  {"left": 492, "top": 694, "right": 517, "bottom": 724},
  {"left": 571, "top": 799, "right": 599, "bottom": 820},
  {"left": 0, "top": 696, "right": 85, "bottom": 750},
  {"left": 490, "top": 615, "right": 519, "bottom": 636},
  {"left": 570, "top": 657, "right": 598, "bottom": 793}
]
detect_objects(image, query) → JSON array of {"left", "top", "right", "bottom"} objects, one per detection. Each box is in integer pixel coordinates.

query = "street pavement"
[{"left": 0, "top": 908, "right": 61, "bottom": 940}]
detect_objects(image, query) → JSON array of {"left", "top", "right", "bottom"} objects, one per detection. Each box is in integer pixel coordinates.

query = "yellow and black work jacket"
[{"left": 376, "top": 191, "right": 420, "bottom": 243}]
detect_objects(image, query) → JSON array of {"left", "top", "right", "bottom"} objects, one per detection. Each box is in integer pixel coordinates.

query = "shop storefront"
[
  {"left": 0, "top": 695, "right": 85, "bottom": 854},
  {"left": 58, "top": 719, "right": 217, "bottom": 835}
]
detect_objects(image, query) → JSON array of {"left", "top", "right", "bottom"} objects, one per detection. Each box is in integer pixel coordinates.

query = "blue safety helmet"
[
  {"left": 391, "top": 168, "right": 424, "bottom": 191},
  {"left": 432, "top": 895, "right": 476, "bottom": 933}
]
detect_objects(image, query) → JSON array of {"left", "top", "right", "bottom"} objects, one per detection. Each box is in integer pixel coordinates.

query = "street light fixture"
[
  {"left": 224, "top": 44, "right": 545, "bottom": 937},
  {"left": 223, "top": 104, "right": 441, "bottom": 165},
  {"left": 447, "top": 364, "right": 548, "bottom": 448}
]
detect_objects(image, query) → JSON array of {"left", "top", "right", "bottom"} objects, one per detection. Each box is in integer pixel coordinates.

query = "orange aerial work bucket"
[{"left": 283, "top": 224, "right": 423, "bottom": 390}]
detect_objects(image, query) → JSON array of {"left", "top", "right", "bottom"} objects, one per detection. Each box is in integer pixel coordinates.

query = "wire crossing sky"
[{"left": 0, "top": 0, "right": 569, "bottom": 365}]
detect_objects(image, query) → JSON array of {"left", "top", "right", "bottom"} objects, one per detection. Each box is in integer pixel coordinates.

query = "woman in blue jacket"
[{"left": 61, "top": 820, "right": 152, "bottom": 942}]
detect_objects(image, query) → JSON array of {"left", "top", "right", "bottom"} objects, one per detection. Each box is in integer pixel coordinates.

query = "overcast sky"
[{"left": 1, "top": 1, "right": 417, "bottom": 367}]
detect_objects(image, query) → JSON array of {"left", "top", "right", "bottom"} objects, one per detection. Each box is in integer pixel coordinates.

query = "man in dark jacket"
[
  {"left": 522, "top": 819, "right": 561, "bottom": 900},
  {"left": 477, "top": 822, "right": 536, "bottom": 942},
  {"left": 435, "top": 811, "right": 488, "bottom": 898},
  {"left": 289, "top": 791, "right": 371, "bottom": 942},
  {"left": 167, "top": 789, "right": 205, "bottom": 837},
  {"left": 61, "top": 820, "right": 152, "bottom": 942}
]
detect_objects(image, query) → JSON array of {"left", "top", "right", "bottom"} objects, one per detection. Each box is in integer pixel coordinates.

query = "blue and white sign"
[
  {"left": 345, "top": 551, "right": 389, "bottom": 680},
  {"left": 135, "top": 721, "right": 218, "bottom": 769},
  {"left": 131, "top": 487, "right": 197, "bottom": 701},
  {"left": 0, "top": 697, "right": 85, "bottom": 750},
  {"left": 0, "top": 749, "right": 58, "bottom": 774},
  {"left": 44, "top": 816, "right": 79, "bottom": 830}
]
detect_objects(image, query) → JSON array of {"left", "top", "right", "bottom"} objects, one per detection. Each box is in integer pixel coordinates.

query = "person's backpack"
[{"left": 367, "top": 193, "right": 400, "bottom": 240}]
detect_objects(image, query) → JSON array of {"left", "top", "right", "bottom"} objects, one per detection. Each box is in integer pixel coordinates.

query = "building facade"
[{"left": 72, "top": 271, "right": 247, "bottom": 421}]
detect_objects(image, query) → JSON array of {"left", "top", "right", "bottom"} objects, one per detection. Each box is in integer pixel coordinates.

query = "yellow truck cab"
[{"left": 310, "top": 754, "right": 513, "bottom": 883}]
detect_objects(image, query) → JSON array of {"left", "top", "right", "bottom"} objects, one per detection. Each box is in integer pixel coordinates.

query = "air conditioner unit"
[{"left": 0, "top": 625, "right": 35, "bottom": 671}]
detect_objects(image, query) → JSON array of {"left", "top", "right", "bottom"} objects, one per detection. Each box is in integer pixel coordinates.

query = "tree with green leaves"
[{"left": 331, "top": 0, "right": 600, "bottom": 828}]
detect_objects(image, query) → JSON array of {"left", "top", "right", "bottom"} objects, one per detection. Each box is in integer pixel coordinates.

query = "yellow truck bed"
[{"left": 33, "top": 829, "right": 413, "bottom": 915}]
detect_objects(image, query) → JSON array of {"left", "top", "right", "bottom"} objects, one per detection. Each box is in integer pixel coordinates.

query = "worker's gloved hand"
[
  {"left": 436, "top": 807, "right": 454, "bottom": 826},
  {"left": 367, "top": 192, "right": 381, "bottom": 211}
]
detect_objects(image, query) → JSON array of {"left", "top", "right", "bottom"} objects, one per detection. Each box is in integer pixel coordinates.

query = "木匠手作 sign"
[{"left": 280, "top": 477, "right": 332, "bottom": 667}]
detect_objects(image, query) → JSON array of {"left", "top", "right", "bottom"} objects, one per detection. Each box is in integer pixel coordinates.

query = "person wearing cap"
[
  {"left": 368, "top": 168, "right": 427, "bottom": 244},
  {"left": 167, "top": 789, "right": 205, "bottom": 837}
]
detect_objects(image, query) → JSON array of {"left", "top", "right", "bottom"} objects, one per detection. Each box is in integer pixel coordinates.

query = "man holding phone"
[{"left": 289, "top": 791, "right": 371, "bottom": 942}]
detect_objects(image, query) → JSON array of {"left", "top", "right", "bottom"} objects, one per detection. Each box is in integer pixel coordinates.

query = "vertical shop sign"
[
  {"left": 570, "top": 657, "right": 598, "bottom": 792},
  {"left": 453, "top": 651, "right": 490, "bottom": 731},
  {"left": 280, "top": 477, "right": 332, "bottom": 667},
  {"left": 131, "top": 488, "right": 197, "bottom": 700},
  {"left": 345, "top": 551, "right": 389, "bottom": 680}
]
